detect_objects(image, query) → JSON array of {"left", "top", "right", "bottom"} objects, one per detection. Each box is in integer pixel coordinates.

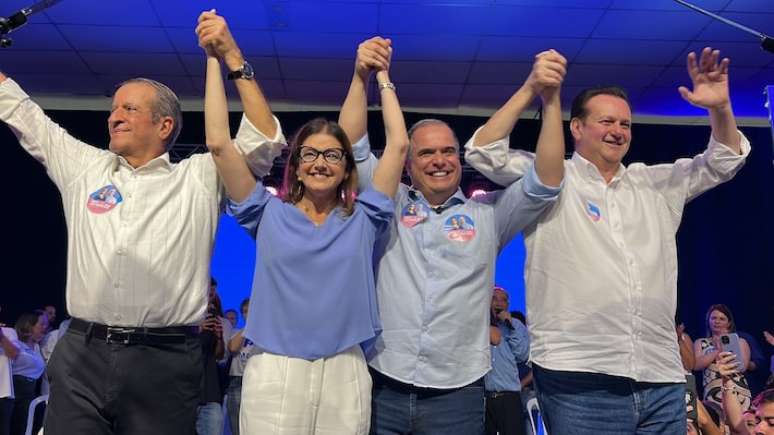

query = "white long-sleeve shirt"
[
  {"left": 465, "top": 130, "right": 750, "bottom": 383},
  {"left": 0, "top": 78, "right": 286, "bottom": 327}
]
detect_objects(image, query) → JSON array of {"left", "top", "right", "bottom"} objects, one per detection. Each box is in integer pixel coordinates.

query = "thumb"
[{"left": 678, "top": 86, "right": 695, "bottom": 104}]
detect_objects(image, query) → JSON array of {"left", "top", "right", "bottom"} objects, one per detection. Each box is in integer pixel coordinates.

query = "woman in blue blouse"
[{"left": 199, "top": 12, "right": 407, "bottom": 435}]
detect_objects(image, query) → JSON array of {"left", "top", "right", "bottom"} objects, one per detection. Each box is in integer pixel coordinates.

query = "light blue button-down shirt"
[
  {"left": 485, "top": 320, "right": 529, "bottom": 392},
  {"left": 353, "top": 135, "right": 561, "bottom": 388}
]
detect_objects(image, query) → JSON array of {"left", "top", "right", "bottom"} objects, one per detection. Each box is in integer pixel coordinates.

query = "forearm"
[
  {"left": 723, "top": 378, "right": 746, "bottom": 434},
  {"left": 533, "top": 92, "right": 564, "bottom": 187},
  {"left": 223, "top": 52, "right": 276, "bottom": 139},
  {"left": 371, "top": 70, "right": 408, "bottom": 198},
  {"left": 694, "top": 350, "right": 717, "bottom": 370},
  {"left": 679, "top": 336, "right": 696, "bottom": 372},
  {"left": 339, "top": 72, "right": 369, "bottom": 144},
  {"left": 0, "top": 335, "right": 18, "bottom": 360},
  {"left": 205, "top": 56, "right": 256, "bottom": 201},
  {"left": 708, "top": 104, "right": 741, "bottom": 153},
  {"left": 473, "top": 85, "right": 535, "bottom": 147},
  {"left": 228, "top": 330, "right": 244, "bottom": 353}
]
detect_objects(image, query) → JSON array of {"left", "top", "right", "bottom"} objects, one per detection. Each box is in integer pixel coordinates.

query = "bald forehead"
[{"left": 410, "top": 123, "right": 458, "bottom": 148}]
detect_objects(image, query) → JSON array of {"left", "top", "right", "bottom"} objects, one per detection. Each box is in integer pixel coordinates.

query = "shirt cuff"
[
  {"left": 708, "top": 129, "right": 751, "bottom": 157},
  {"left": 0, "top": 78, "right": 28, "bottom": 120},
  {"left": 352, "top": 134, "right": 372, "bottom": 162},
  {"left": 463, "top": 126, "right": 510, "bottom": 153},
  {"left": 522, "top": 164, "right": 563, "bottom": 200}
]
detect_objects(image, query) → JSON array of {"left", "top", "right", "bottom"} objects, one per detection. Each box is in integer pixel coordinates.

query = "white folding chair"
[
  {"left": 526, "top": 397, "right": 548, "bottom": 435},
  {"left": 25, "top": 394, "right": 48, "bottom": 435}
]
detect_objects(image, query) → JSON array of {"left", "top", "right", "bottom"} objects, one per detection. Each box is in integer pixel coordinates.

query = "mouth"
[{"left": 428, "top": 170, "right": 451, "bottom": 178}]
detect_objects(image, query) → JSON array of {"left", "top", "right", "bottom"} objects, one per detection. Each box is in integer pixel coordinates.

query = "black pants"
[
  {"left": 0, "top": 397, "right": 13, "bottom": 435},
  {"left": 485, "top": 391, "right": 525, "bottom": 435},
  {"left": 10, "top": 375, "right": 41, "bottom": 435},
  {"left": 44, "top": 325, "right": 203, "bottom": 435}
]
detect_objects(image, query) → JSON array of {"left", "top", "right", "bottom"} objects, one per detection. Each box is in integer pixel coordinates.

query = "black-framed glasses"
[{"left": 298, "top": 146, "right": 346, "bottom": 164}]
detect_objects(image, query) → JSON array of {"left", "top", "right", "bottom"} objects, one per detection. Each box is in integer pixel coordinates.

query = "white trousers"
[{"left": 240, "top": 346, "right": 371, "bottom": 435}]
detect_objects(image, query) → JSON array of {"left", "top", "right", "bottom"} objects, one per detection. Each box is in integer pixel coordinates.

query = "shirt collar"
[
  {"left": 112, "top": 152, "right": 172, "bottom": 173},
  {"left": 571, "top": 152, "right": 626, "bottom": 185},
  {"left": 407, "top": 186, "right": 466, "bottom": 213}
]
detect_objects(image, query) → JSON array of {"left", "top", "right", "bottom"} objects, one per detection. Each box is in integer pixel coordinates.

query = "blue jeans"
[
  {"left": 532, "top": 365, "right": 685, "bottom": 435},
  {"left": 196, "top": 402, "right": 223, "bottom": 435},
  {"left": 370, "top": 369, "right": 484, "bottom": 435},
  {"left": 225, "top": 377, "right": 242, "bottom": 435}
]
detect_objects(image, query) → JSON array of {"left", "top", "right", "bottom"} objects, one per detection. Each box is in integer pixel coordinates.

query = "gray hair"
[
  {"left": 406, "top": 118, "right": 459, "bottom": 158},
  {"left": 115, "top": 78, "right": 183, "bottom": 149}
]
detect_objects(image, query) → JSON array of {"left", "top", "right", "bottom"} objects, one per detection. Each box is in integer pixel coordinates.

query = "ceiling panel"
[
  {"left": 12, "top": 74, "right": 103, "bottom": 95},
  {"left": 565, "top": 64, "right": 665, "bottom": 87},
  {"left": 274, "top": 32, "right": 368, "bottom": 59},
  {"left": 81, "top": 52, "right": 187, "bottom": 75},
  {"left": 695, "top": 13, "right": 774, "bottom": 42},
  {"left": 476, "top": 37, "right": 585, "bottom": 62},
  {"left": 592, "top": 10, "right": 711, "bottom": 40},
  {"left": 180, "top": 55, "right": 282, "bottom": 80},
  {"left": 58, "top": 25, "right": 174, "bottom": 53},
  {"left": 674, "top": 41, "right": 773, "bottom": 67},
  {"left": 574, "top": 39, "right": 688, "bottom": 65},
  {"left": 46, "top": 0, "right": 159, "bottom": 26},
  {"left": 2, "top": 51, "right": 91, "bottom": 74},
  {"left": 494, "top": 0, "right": 613, "bottom": 7},
  {"left": 397, "top": 83, "right": 464, "bottom": 107},
  {"left": 467, "top": 62, "right": 532, "bottom": 85},
  {"left": 609, "top": 0, "right": 730, "bottom": 11},
  {"left": 151, "top": 0, "right": 272, "bottom": 29},
  {"left": 389, "top": 34, "right": 479, "bottom": 61},
  {"left": 2, "top": 24, "right": 70, "bottom": 50},
  {"left": 379, "top": 4, "right": 489, "bottom": 35},
  {"left": 97, "top": 74, "right": 197, "bottom": 96},
  {"left": 651, "top": 65, "right": 761, "bottom": 88},
  {"left": 188, "top": 78, "right": 286, "bottom": 101},
  {"left": 281, "top": 2, "right": 378, "bottom": 33},
  {"left": 390, "top": 61, "right": 471, "bottom": 84},
  {"left": 724, "top": 0, "right": 774, "bottom": 13},
  {"left": 284, "top": 80, "right": 351, "bottom": 104},
  {"left": 279, "top": 58, "right": 352, "bottom": 81}
]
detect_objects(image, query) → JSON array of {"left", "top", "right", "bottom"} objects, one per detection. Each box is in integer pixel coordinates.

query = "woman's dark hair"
[
  {"left": 14, "top": 309, "right": 45, "bottom": 343},
  {"left": 281, "top": 118, "right": 358, "bottom": 216},
  {"left": 704, "top": 304, "right": 736, "bottom": 336}
]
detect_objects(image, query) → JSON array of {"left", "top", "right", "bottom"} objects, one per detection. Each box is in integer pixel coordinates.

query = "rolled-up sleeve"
[{"left": 233, "top": 114, "right": 287, "bottom": 178}]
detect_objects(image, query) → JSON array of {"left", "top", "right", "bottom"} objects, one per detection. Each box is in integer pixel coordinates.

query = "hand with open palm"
[{"left": 678, "top": 47, "right": 731, "bottom": 110}]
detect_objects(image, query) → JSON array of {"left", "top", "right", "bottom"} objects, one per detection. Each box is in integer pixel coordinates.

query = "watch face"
[{"left": 242, "top": 62, "right": 254, "bottom": 79}]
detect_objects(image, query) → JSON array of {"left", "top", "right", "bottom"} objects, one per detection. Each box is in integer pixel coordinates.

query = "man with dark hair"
[
  {"left": 466, "top": 47, "right": 750, "bottom": 433},
  {"left": 336, "top": 39, "right": 567, "bottom": 434},
  {"left": 754, "top": 389, "right": 774, "bottom": 435},
  {"left": 0, "top": 13, "right": 285, "bottom": 434}
]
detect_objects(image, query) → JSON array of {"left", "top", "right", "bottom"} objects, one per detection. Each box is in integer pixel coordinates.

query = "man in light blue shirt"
[
  {"left": 485, "top": 287, "right": 529, "bottom": 435},
  {"left": 339, "top": 38, "right": 568, "bottom": 434}
]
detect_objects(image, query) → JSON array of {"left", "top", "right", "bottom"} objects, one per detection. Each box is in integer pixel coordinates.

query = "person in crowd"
[
  {"left": 9, "top": 311, "right": 47, "bottom": 435},
  {"left": 196, "top": 277, "right": 232, "bottom": 435},
  {"left": 199, "top": 11, "right": 408, "bottom": 433},
  {"left": 752, "top": 389, "right": 774, "bottom": 435},
  {"left": 687, "top": 400, "right": 723, "bottom": 435},
  {"left": 0, "top": 324, "right": 18, "bottom": 435},
  {"left": 695, "top": 304, "right": 752, "bottom": 415},
  {"left": 334, "top": 36, "right": 565, "bottom": 434},
  {"left": 0, "top": 6, "right": 284, "bottom": 432},
  {"left": 485, "top": 287, "right": 529, "bottom": 435},
  {"left": 225, "top": 298, "right": 255, "bottom": 435},
  {"left": 717, "top": 351, "right": 758, "bottom": 435},
  {"left": 466, "top": 47, "right": 749, "bottom": 434},
  {"left": 224, "top": 309, "right": 238, "bottom": 329},
  {"left": 42, "top": 306, "right": 56, "bottom": 332}
]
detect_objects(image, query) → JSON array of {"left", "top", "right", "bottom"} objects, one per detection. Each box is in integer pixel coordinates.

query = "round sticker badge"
[
  {"left": 400, "top": 202, "right": 430, "bottom": 228},
  {"left": 444, "top": 214, "right": 476, "bottom": 242},
  {"left": 86, "top": 184, "right": 123, "bottom": 214}
]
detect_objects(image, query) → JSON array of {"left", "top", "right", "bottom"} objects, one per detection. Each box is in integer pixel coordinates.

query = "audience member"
[
  {"left": 753, "top": 389, "right": 774, "bottom": 435},
  {"left": 224, "top": 309, "right": 238, "bottom": 329},
  {"left": 0, "top": 324, "right": 18, "bottom": 435},
  {"left": 9, "top": 311, "right": 47, "bottom": 435},
  {"left": 695, "top": 304, "right": 752, "bottom": 415},
  {"left": 225, "top": 298, "right": 255, "bottom": 435}
]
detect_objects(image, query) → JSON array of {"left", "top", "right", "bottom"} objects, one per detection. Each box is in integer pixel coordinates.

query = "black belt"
[
  {"left": 370, "top": 368, "right": 484, "bottom": 394},
  {"left": 69, "top": 318, "right": 198, "bottom": 345},
  {"left": 485, "top": 390, "right": 518, "bottom": 399}
]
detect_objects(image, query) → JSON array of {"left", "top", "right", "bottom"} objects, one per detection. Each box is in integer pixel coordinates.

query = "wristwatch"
[{"left": 227, "top": 61, "right": 255, "bottom": 80}]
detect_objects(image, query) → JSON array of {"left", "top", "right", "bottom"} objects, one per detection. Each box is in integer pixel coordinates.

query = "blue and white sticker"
[
  {"left": 400, "top": 202, "right": 430, "bottom": 228},
  {"left": 443, "top": 214, "right": 476, "bottom": 242},
  {"left": 585, "top": 200, "right": 601, "bottom": 222},
  {"left": 87, "top": 184, "right": 123, "bottom": 214}
]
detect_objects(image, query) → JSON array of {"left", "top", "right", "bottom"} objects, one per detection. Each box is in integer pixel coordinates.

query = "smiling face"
[
  {"left": 108, "top": 82, "right": 171, "bottom": 161},
  {"left": 406, "top": 122, "right": 461, "bottom": 206},
  {"left": 295, "top": 133, "right": 348, "bottom": 201},
  {"left": 571, "top": 94, "right": 632, "bottom": 174}
]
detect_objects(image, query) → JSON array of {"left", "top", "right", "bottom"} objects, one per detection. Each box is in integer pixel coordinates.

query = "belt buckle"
[{"left": 106, "top": 327, "right": 136, "bottom": 344}]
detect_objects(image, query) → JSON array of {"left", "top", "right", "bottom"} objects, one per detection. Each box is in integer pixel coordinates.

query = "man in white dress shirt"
[
  {"left": 0, "top": 14, "right": 284, "bottom": 435},
  {"left": 465, "top": 47, "right": 750, "bottom": 434}
]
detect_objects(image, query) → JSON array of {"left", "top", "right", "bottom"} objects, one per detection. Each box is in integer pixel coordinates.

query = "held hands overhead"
[
  {"left": 524, "top": 49, "right": 567, "bottom": 102},
  {"left": 356, "top": 36, "right": 393, "bottom": 78}
]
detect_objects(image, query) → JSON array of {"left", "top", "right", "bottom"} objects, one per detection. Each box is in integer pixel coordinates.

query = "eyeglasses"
[{"left": 298, "top": 146, "right": 346, "bottom": 164}]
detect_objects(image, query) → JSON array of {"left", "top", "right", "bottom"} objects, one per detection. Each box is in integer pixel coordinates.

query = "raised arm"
[
  {"left": 532, "top": 52, "right": 566, "bottom": 187},
  {"left": 197, "top": 11, "right": 285, "bottom": 177},
  {"left": 678, "top": 47, "right": 741, "bottom": 152},
  {"left": 370, "top": 69, "right": 409, "bottom": 198},
  {"left": 473, "top": 49, "right": 566, "bottom": 148},
  {"left": 338, "top": 37, "right": 391, "bottom": 145},
  {"left": 203, "top": 33, "right": 256, "bottom": 202},
  {"left": 716, "top": 352, "right": 749, "bottom": 435}
]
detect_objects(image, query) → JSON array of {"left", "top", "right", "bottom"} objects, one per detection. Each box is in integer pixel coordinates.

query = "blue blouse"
[{"left": 227, "top": 184, "right": 393, "bottom": 360}]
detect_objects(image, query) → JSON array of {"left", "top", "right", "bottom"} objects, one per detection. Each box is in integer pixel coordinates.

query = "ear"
[
  {"left": 157, "top": 116, "right": 175, "bottom": 142},
  {"left": 569, "top": 117, "right": 583, "bottom": 142}
]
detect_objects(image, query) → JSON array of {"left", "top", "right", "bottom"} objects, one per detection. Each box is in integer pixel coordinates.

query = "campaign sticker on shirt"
[
  {"left": 585, "top": 200, "right": 601, "bottom": 222},
  {"left": 400, "top": 202, "right": 430, "bottom": 228},
  {"left": 443, "top": 214, "right": 476, "bottom": 242},
  {"left": 86, "top": 184, "right": 123, "bottom": 214}
]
